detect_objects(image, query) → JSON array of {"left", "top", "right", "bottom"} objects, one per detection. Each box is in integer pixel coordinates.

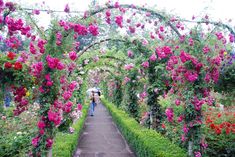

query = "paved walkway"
[{"left": 73, "top": 103, "right": 135, "bottom": 157}]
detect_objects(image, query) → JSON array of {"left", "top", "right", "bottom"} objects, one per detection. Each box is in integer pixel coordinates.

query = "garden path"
[{"left": 73, "top": 103, "right": 135, "bottom": 157}]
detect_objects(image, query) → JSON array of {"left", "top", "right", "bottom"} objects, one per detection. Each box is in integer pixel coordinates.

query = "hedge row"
[
  {"left": 101, "top": 98, "right": 187, "bottom": 157},
  {"left": 52, "top": 104, "right": 89, "bottom": 157}
]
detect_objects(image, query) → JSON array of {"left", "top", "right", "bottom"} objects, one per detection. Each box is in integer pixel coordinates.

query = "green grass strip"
[{"left": 101, "top": 97, "right": 187, "bottom": 157}]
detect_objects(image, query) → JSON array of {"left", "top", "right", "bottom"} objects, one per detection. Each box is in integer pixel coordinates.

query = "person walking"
[{"left": 89, "top": 91, "right": 96, "bottom": 116}]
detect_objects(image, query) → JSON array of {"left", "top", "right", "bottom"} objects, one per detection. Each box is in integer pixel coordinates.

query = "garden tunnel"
[{"left": 0, "top": 1, "right": 235, "bottom": 157}]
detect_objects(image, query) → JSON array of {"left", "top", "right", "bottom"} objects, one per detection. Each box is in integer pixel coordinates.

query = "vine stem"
[{"left": 82, "top": 4, "right": 181, "bottom": 37}]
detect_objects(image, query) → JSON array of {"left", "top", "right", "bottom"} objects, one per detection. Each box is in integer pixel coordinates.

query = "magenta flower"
[
  {"left": 229, "top": 33, "right": 234, "bottom": 43},
  {"left": 181, "top": 134, "right": 186, "bottom": 142},
  {"left": 180, "top": 51, "right": 191, "bottom": 63},
  {"left": 56, "top": 32, "right": 62, "bottom": 46},
  {"left": 183, "top": 124, "right": 189, "bottom": 133},
  {"left": 141, "top": 61, "right": 149, "bottom": 68},
  {"left": 46, "top": 138, "right": 53, "bottom": 148},
  {"left": 159, "top": 26, "right": 164, "bottom": 32},
  {"left": 149, "top": 53, "right": 157, "bottom": 61},
  {"left": 115, "top": 15, "right": 123, "bottom": 28},
  {"left": 69, "top": 51, "right": 77, "bottom": 61},
  {"left": 39, "top": 129, "right": 44, "bottom": 135},
  {"left": 46, "top": 55, "right": 60, "bottom": 69},
  {"left": 60, "top": 75, "right": 66, "bottom": 84},
  {"left": 203, "top": 46, "right": 210, "bottom": 54},
  {"left": 64, "top": 4, "right": 70, "bottom": 13},
  {"left": 194, "top": 151, "right": 202, "bottom": 157},
  {"left": 32, "top": 137, "right": 39, "bottom": 147},
  {"left": 123, "top": 77, "right": 131, "bottom": 84},
  {"left": 62, "top": 91, "right": 72, "bottom": 100},
  {"left": 31, "top": 62, "right": 43, "bottom": 77},
  {"left": 177, "top": 115, "right": 184, "bottom": 122},
  {"left": 212, "top": 56, "right": 221, "bottom": 66},
  {"left": 56, "top": 61, "right": 65, "bottom": 70},
  {"left": 165, "top": 108, "right": 174, "bottom": 122},
  {"left": 127, "top": 50, "right": 134, "bottom": 58},
  {"left": 114, "top": 1, "right": 120, "bottom": 8},
  {"left": 211, "top": 68, "right": 219, "bottom": 83},
  {"left": 215, "top": 32, "right": 224, "bottom": 40},
  {"left": 77, "top": 103, "right": 82, "bottom": 111},
  {"left": 156, "top": 46, "right": 173, "bottom": 59},
  {"left": 189, "top": 38, "right": 194, "bottom": 46},
  {"left": 175, "top": 99, "right": 181, "bottom": 106},
  {"left": 142, "top": 39, "right": 148, "bottom": 46},
  {"left": 74, "top": 24, "right": 88, "bottom": 35},
  {"left": 106, "top": 10, "right": 111, "bottom": 17},
  {"left": 64, "top": 101, "right": 73, "bottom": 113},
  {"left": 88, "top": 24, "right": 99, "bottom": 36},
  {"left": 140, "top": 91, "right": 147, "bottom": 100},
  {"left": 29, "top": 42, "right": 37, "bottom": 54},
  {"left": 48, "top": 110, "right": 61, "bottom": 126},
  {"left": 124, "top": 63, "right": 134, "bottom": 70},
  {"left": 184, "top": 71, "right": 198, "bottom": 82},
  {"left": 37, "top": 121, "right": 46, "bottom": 129},
  {"left": 68, "top": 81, "right": 77, "bottom": 91},
  {"left": 32, "top": 9, "right": 40, "bottom": 15},
  {"left": 129, "top": 26, "right": 135, "bottom": 33}
]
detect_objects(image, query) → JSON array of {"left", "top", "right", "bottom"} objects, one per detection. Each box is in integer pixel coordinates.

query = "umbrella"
[{"left": 86, "top": 87, "right": 99, "bottom": 96}]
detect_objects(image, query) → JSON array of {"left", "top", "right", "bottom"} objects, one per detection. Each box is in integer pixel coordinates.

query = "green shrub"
[
  {"left": 52, "top": 104, "right": 89, "bottom": 157},
  {"left": 101, "top": 97, "right": 187, "bottom": 157}
]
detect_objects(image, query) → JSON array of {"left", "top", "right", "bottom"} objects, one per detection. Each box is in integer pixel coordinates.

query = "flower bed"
[{"left": 204, "top": 106, "right": 235, "bottom": 156}]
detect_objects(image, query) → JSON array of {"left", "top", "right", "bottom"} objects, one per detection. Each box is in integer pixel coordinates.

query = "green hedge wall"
[
  {"left": 52, "top": 105, "right": 89, "bottom": 157},
  {"left": 101, "top": 98, "right": 187, "bottom": 157}
]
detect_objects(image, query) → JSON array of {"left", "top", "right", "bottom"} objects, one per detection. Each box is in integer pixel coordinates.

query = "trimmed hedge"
[
  {"left": 52, "top": 104, "right": 89, "bottom": 157},
  {"left": 101, "top": 98, "right": 187, "bottom": 157}
]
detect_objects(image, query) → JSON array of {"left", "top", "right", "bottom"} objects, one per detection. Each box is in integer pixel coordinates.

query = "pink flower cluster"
[
  {"left": 165, "top": 108, "right": 174, "bottom": 122},
  {"left": 149, "top": 53, "right": 157, "bottom": 61},
  {"left": 124, "top": 63, "right": 134, "bottom": 70},
  {"left": 74, "top": 23, "right": 88, "bottom": 35},
  {"left": 5, "top": 16, "right": 31, "bottom": 36},
  {"left": 184, "top": 71, "right": 198, "bottom": 82},
  {"left": 63, "top": 101, "right": 73, "bottom": 113},
  {"left": 69, "top": 51, "right": 77, "bottom": 61},
  {"left": 46, "top": 55, "right": 65, "bottom": 70},
  {"left": 127, "top": 50, "right": 134, "bottom": 58},
  {"left": 105, "top": 9, "right": 111, "bottom": 24},
  {"left": 88, "top": 24, "right": 99, "bottom": 36},
  {"left": 192, "top": 96, "right": 205, "bottom": 111},
  {"left": 45, "top": 74, "right": 53, "bottom": 87},
  {"left": 64, "top": 4, "right": 70, "bottom": 13},
  {"left": 12, "top": 87, "right": 29, "bottom": 116},
  {"left": 30, "top": 42, "right": 37, "bottom": 54},
  {"left": 48, "top": 110, "right": 61, "bottom": 126},
  {"left": 156, "top": 46, "right": 173, "bottom": 59},
  {"left": 5, "top": 36, "right": 21, "bottom": 49},
  {"left": 62, "top": 91, "right": 72, "bottom": 100},
  {"left": 115, "top": 15, "right": 123, "bottom": 28},
  {"left": 37, "top": 39, "right": 47, "bottom": 54},
  {"left": 141, "top": 61, "right": 149, "bottom": 68},
  {"left": 31, "top": 62, "right": 43, "bottom": 77},
  {"left": 56, "top": 32, "right": 62, "bottom": 46}
]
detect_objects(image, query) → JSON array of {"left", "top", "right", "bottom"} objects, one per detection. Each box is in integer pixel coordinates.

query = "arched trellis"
[
  {"left": 73, "top": 33, "right": 170, "bottom": 128},
  {"left": 1, "top": 2, "right": 233, "bottom": 156}
]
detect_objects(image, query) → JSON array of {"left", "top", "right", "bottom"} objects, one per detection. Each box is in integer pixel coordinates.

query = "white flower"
[{"left": 16, "top": 132, "right": 22, "bottom": 135}]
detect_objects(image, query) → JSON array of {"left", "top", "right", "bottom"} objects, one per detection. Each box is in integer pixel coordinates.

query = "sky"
[{"left": 14, "top": 0, "right": 235, "bottom": 28}]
